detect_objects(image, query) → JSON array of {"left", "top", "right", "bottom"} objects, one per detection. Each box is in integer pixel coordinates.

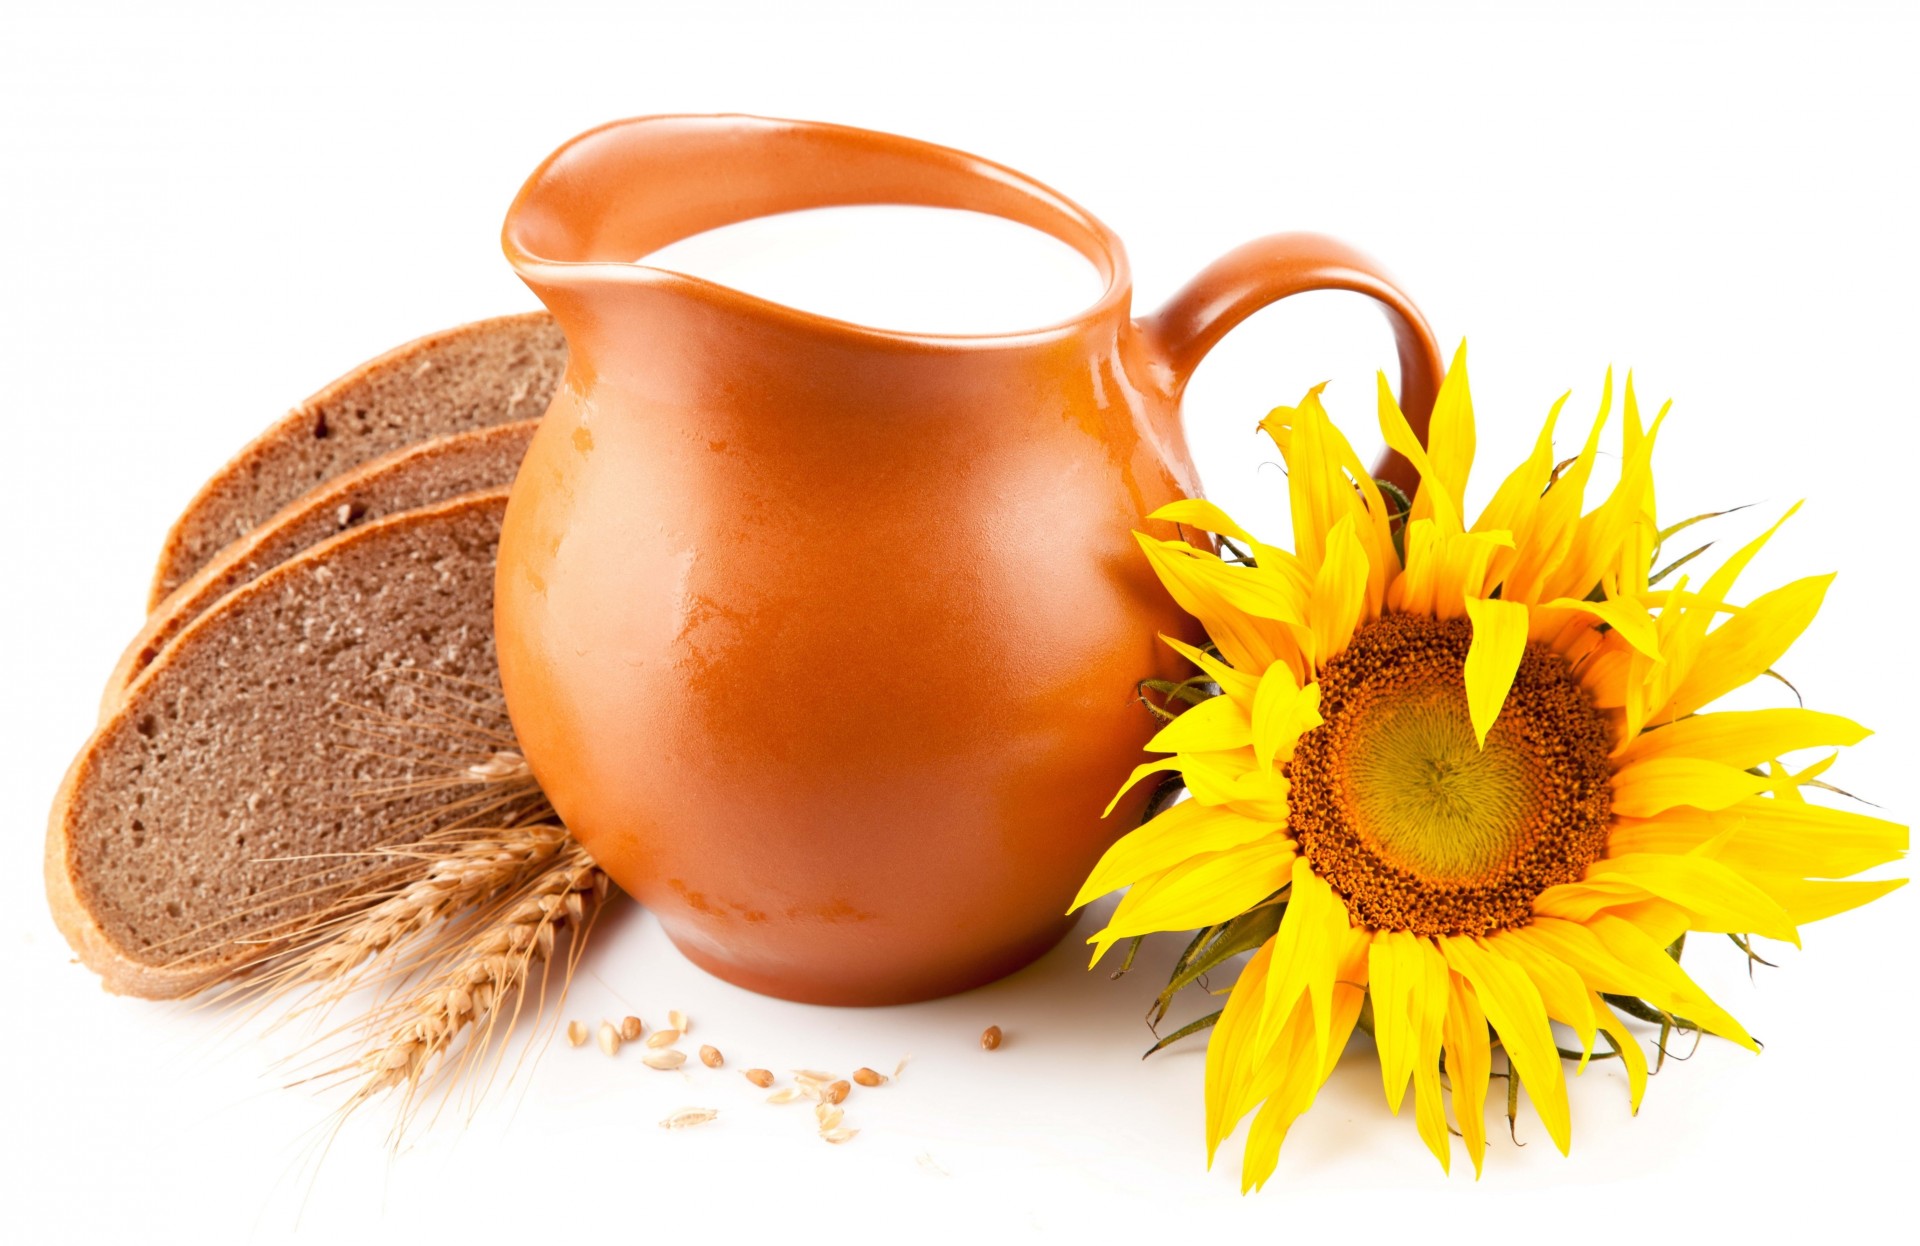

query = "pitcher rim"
[{"left": 502, "top": 113, "right": 1135, "bottom": 349}]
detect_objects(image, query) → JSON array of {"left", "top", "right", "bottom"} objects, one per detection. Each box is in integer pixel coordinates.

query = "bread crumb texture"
[{"left": 69, "top": 493, "right": 511, "bottom": 972}]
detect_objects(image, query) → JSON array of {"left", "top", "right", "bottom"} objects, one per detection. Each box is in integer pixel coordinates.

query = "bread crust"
[
  {"left": 147, "top": 311, "right": 562, "bottom": 607},
  {"left": 103, "top": 422, "right": 536, "bottom": 722},
  {"left": 49, "top": 490, "right": 511, "bottom": 999}
]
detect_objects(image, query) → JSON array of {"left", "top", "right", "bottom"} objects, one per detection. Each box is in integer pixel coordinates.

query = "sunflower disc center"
[{"left": 1285, "top": 613, "right": 1613, "bottom": 937}]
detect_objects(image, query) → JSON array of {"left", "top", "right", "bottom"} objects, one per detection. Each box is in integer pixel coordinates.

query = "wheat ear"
[{"left": 339, "top": 838, "right": 608, "bottom": 1130}]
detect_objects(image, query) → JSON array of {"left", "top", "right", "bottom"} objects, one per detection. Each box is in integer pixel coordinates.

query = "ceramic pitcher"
[{"left": 496, "top": 114, "right": 1441, "bottom": 1005}]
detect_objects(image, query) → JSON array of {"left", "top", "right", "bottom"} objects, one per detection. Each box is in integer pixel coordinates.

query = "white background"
[{"left": 3, "top": 1, "right": 1915, "bottom": 1241}]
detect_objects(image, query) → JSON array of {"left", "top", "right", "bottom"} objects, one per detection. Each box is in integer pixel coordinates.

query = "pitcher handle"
[{"left": 1140, "top": 232, "right": 1443, "bottom": 496}]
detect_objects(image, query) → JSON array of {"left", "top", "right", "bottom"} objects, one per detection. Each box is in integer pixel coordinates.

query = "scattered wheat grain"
[
  {"left": 820, "top": 1128, "right": 858, "bottom": 1145},
  {"left": 823, "top": 1080, "right": 850, "bottom": 1105},
  {"left": 699, "top": 1044, "right": 723, "bottom": 1068},
  {"left": 659, "top": 1107, "right": 719, "bottom": 1130},
  {"left": 619, "top": 1015, "right": 644, "bottom": 1042},
  {"left": 765, "top": 1086, "right": 806, "bottom": 1104},
  {"left": 567, "top": 1020, "right": 588, "bottom": 1047},
  {"left": 744, "top": 1068, "right": 775, "bottom": 1088},
  {"left": 642, "top": 1050, "right": 688, "bottom": 1071},
  {"left": 597, "top": 1021, "right": 621, "bottom": 1057},
  {"left": 981, "top": 1025, "right": 1003, "bottom": 1051},
  {"left": 645, "top": 1028, "right": 680, "bottom": 1049},
  {"left": 852, "top": 1067, "right": 885, "bottom": 1087}
]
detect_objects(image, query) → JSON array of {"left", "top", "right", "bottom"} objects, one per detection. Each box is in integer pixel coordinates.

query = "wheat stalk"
[
  {"left": 173, "top": 674, "right": 619, "bottom": 1144},
  {"left": 332, "top": 840, "right": 609, "bottom": 1135}
]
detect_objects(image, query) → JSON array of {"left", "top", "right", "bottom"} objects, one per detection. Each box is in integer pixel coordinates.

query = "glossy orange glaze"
[{"left": 498, "top": 115, "right": 1440, "bottom": 1004}]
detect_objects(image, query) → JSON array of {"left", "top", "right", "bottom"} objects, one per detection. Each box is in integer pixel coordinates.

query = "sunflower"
[{"left": 1072, "top": 346, "right": 1907, "bottom": 1186}]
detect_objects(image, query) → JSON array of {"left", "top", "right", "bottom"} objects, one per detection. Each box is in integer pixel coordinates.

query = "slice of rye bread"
[
  {"left": 49, "top": 490, "right": 524, "bottom": 999},
  {"left": 102, "top": 421, "right": 537, "bottom": 718},
  {"left": 149, "top": 311, "right": 565, "bottom": 608}
]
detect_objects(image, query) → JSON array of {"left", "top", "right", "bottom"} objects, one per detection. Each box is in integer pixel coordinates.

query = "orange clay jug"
[{"left": 496, "top": 114, "right": 1440, "bottom": 1004}]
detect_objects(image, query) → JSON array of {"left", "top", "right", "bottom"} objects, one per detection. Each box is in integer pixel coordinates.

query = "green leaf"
[
  {"left": 1758, "top": 667, "right": 1804, "bottom": 708},
  {"left": 1143, "top": 1009, "right": 1224, "bottom": 1058},
  {"left": 1148, "top": 902, "right": 1285, "bottom": 1026},
  {"left": 1649, "top": 541, "right": 1711, "bottom": 587},
  {"left": 1655, "top": 504, "right": 1753, "bottom": 549}
]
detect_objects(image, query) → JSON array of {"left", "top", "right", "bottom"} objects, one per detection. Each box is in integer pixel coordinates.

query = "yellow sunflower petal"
[
  {"left": 1606, "top": 798, "right": 1908, "bottom": 880},
  {"left": 1150, "top": 499, "right": 1312, "bottom": 591},
  {"left": 1515, "top": 914, "right": 1757, "bottom": 1051},
  {"left": 1135, "top": 535, "right": 1305, "bottom": 674},
  {"left": 1386, "top": 518, "right": 1435, "bottom": 613},
  {"left": 1499, "top": 378, "right": 1612, "bottom": 604},
  {"left": 1105, "top": 746, "right": 1289, "bottom": 822},
  {"left": 1204, "top": 936, "right": 1275, "bottom": 1161},
  {"left": 1408, "top": 935, "right": 1455, "bottom": 1173},
  {"left": 1610, "top": 756, "right": 1773, "bottom": 817},
  {"left": 1590, "top": 992, "right": 1650, "bottom": 1112},
  {"left": 1536, "top": 595, "right": 1663, "bottom": 660},
  {"left": 1617, "top": 707, "right": 1870, "bottom": 769},
  {"left": 1542, "top": 398, "right": 1666, "bottom": 603},
  {"left": 1473, "top": 392, "right": 1564, "bottom": 539},
  {"left": 1661, "top": 573, "right": 1835, "bottom": 723},
  {"left": 1071, "top": 798, "right": 1281, "bottom": 910},
  {"left": 1366, "top": 931, "right": 1412, "bottom": 1115},
  {"left": 1611, "top": 378, "right": 1668, "bottom": 598},
  {"left": 1463, "top": 597, "right": 1530, "bottom": 748},
  {"left": 1238, "top": 926, "right": 1370, "bottom": 1192},
  {"left": 1532, "top": 879, "right": 1676, "bottom": 926},
  {"left": 1102, "top": 759, "right": 1180, "bottom": 817},
  {"left": 1429, "top": 530, "right": 1516, "bottom": 620},
  {"left": 1196, "top": 754, "right": 1292, "bottom": 820},
  {"left": 1259, "top": 858, "right": 1353, "bottom": 1073},
  {"left": 1417, "top": 341, "right": 1476, "bottom": 527},
  {"left": 1490, "top": 930, "right": 1599, "bottom": 1059},
  {"left": 1309, "top": 514, "right": 1371, "bottom": 666},
  {"left": 1251, "top": 666, "right": 1322, "bottom": 772},
  {"left": 1642, "top": 504, "right": 1802, "bottom": 718},
  {"left": 1440, "top": 968, "right": 1492, "bottom": 1178},
  {"left": 1583, "top": 853, "right": 1800, "bottom": 944},
  {"left": 1261, "top": 385, "right": 1401, "bottom": 605},
  {"left": 1161, "top": 634, "right": 1262, "bottom": 708},
  {"left": 1377, "top": 372, "right": 1464, "bottom": 534},
  {"left": 1149, "top": 498, "right": 1258, "bottom": 546},
  {"left": 1438, "top": 936, "right": 1573, "bottom": 1155},
  {"left": 1237, "top": 998, "right": 1319, "bottom": 1192},
  {"left": 1087, "top": 837, "right": 1297, "bottom": 961},
  {"left": 1144, "top": 692, "right": 1255, "bottom": 754},
  {"left": 1745, "top": 874, "right": 1908, "bottom": 925}
]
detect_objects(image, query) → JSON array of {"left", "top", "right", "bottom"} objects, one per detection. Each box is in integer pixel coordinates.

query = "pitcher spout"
[{"left": 502, "top": 114, "right": 1139, "bottom": 392}]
